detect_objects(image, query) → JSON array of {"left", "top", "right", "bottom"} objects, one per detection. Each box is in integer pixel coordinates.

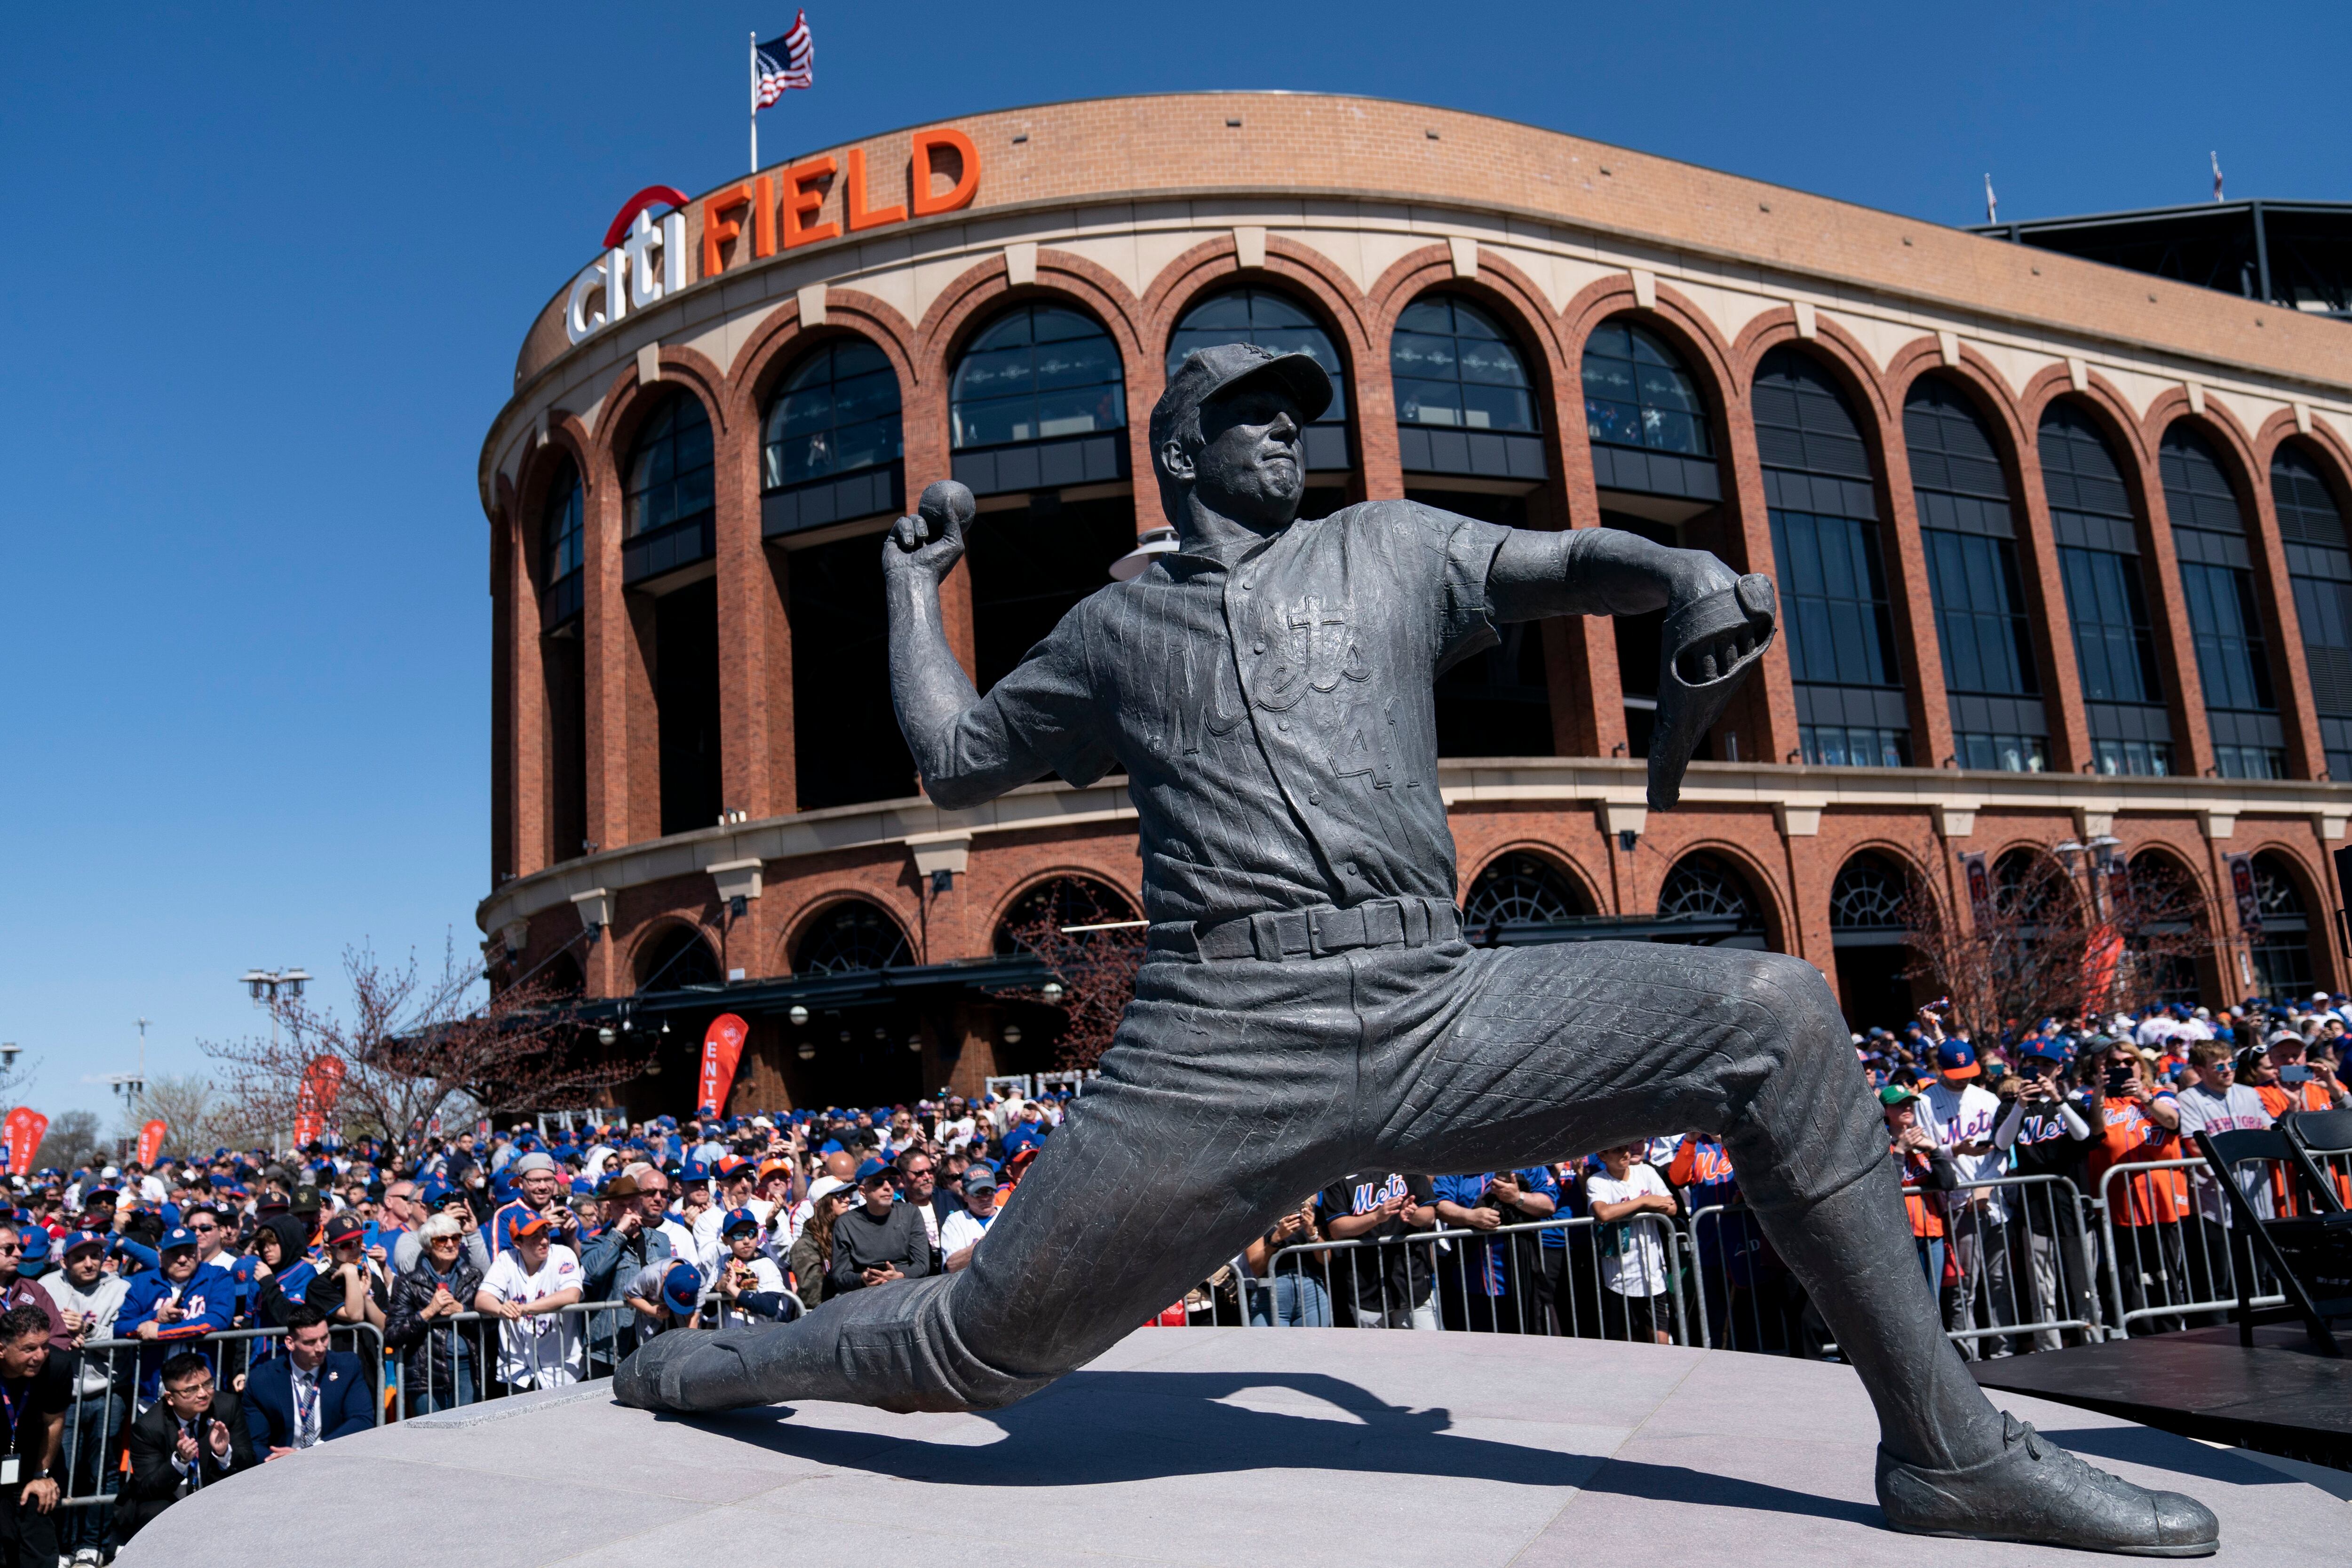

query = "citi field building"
[{"left": 476, "top": 93, "right": 2352, "bottom": 1113}]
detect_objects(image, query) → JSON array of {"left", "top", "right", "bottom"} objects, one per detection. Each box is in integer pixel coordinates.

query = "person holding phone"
[
  {"left": 1990, "top": 1040, "right": 2097, "bottom": 1349},
  {"left": 2084, "top": 1037, "right": 2192, "bottom": 1332}
]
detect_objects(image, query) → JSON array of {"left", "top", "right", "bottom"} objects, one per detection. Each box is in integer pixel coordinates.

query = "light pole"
[
  {"left": 239, "top": 967, "right": 311, "bottom": 1052},
  {"left": 98, "top": 1019, "right": 149, "bottom": 1106}
]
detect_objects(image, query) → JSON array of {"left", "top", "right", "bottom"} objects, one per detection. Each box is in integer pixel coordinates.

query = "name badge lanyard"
[
  {"left": 0, "top": 1382, "right": 24, "bottom": 1484},
  {"left": 294, "top": 1371, "right": 319, "bottom": 1447}
]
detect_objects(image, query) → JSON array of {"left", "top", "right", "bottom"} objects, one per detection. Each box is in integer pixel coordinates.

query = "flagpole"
[{"left": 749, "top": 31, "right": 759, "bottom": 175}]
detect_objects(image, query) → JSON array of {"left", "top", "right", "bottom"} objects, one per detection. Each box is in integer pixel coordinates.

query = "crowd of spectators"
[{"left": 0, "top": 990, "right": 2340, "bottom": 1562}]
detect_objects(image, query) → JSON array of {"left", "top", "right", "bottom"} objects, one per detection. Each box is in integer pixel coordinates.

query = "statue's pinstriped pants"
[{"left": 616, "top": 938, "right": 2004, "bottom": 1471}]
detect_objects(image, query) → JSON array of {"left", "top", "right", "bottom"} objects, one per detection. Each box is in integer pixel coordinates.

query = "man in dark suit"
[
  {"left": 117, "top": 1350, "right": 256, "bottom": 1542},
  {"left": 242, "top": 1305, "right": 372, "bottom": 1457}
]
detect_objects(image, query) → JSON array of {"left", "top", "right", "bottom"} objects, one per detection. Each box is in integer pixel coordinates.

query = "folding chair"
[
  {"left": 2192, "top": 1127, "right": 2352, "bottom": 1357},
  {"left": 2278, "top": 1108, "right": 2352, "bottom": 1215}
]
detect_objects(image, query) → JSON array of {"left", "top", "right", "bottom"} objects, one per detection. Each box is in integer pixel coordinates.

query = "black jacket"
[
  {"left": 384, "top": 1254, "right": 488, "bottom": 1404},
  {"left": 828, "top": 1201, "right": 931, "bottom": 1293},
  {"left": 119, "top": 1390, "right": 258, "bottom": 1540}
]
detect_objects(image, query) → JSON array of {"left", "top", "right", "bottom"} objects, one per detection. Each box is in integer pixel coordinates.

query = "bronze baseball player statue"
[{"left": 619, "top": 344, "right": 2217, "bottom": 1556}]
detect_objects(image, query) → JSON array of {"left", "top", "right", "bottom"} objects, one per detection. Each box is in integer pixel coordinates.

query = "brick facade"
[{"left": 477, "top": 94, "right": 2352, "bottom": 1116}]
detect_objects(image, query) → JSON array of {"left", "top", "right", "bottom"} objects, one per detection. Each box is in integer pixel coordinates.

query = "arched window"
[
  {"left": 951, "top": 305, "right": 1125, "bottom": 451},
  {"left": 1392, "top": 294, "right": 1539, "bottom": 434},
  {"left": 1905, "top": 379, "right": 2042, "bottom": 772},
  {"left": 623, "top": 392, "right": 717, "bottom": 591},
  {"left": 1582, "top": 319, "right": 1711, "bottom": 457},
  {"left": 635, "top": 926, "right": 721, "bottom": 994},
  {"left": 2249, "top": 853, "right": 2315, "bottom": 999},
  {"left": 626, "top": 393, "right": 715, "bottom": 538},
  {"left": 540, "top": 459, "right": 585, "bottom": 633},
  {"left": 1464, "top": 853, "right": 1593, "bottom": 942},
  {"left": 2162, "top": 425, "right": 2279, "bottom": 778},
  {"left": 1830, "top": 853, "right": 1915, "bottom": 1031},
  {"left": 795, "top": 901, "right": 913, "bottom": 975},
  {"left": 1829, "top": 856, "right": 1910, "bottom": 939},
  {"left": 1755, "top": 347, "right": 1904, "bottom": 767},
  {"left": 543, "top": 462, "right": 583, "bottom": 589},
  {"left": 993, "top": 876, "right": 1138, "bottom": 955},
  {"left": 760, "top": 339, "right": 904, "bottom": 539},
  {"left": 2122, "top": 852, "right": 2205, "bottom": 1010},
  {"left": 1168, "top": 287, "right": 1350, "bottom": 472},
  {"left": 1655, "top": 852, "right": 1768, "bottom": 949},
  {"left": 2274, "top": 445, "right": 2352, "bottom": 778},
  {"left": 2041, "top": 405, "right": 2167, "bottom": 776}
]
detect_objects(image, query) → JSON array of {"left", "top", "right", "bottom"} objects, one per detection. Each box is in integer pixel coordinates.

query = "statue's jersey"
[{"left": 925, "top": 500, "right": 1513, "bottom": 928}]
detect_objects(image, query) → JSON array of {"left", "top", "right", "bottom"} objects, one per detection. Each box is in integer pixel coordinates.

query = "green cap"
[{"left": 1878, "top": 1084, "right": 1920, "bottom": 1108}]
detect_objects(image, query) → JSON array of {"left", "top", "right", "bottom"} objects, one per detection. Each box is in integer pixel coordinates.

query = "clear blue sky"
[{"left": 4, "top": 1, "right": 2347, "bottom": 1124}]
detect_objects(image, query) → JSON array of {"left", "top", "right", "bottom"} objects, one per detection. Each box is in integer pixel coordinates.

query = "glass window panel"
[
  {"left": 627, "top": 394, "right": 715, "bottom": 536},
  {"left": 1580, "top": 319, "right": 1713, "bottom": 456},
  {"left": 1396, "top": 378, "right": 1463, "bottom": 426},
  {"left": 950, "top": 305, "right": 1125, "bottom": 450},
  {"left": 763, "top": 340, "right": 905, "bottom": 489},
  {"left": 1388, "top": 294, "right": 1538, "bottom": 435},
  {"left": 1397, "top": 299, "right": 1452, "bottom": 333},
  {"left": 1031, "top": 307, "right": 1100, "bottom": 343},
  {"left": 1772, "top": 509, "right": 1898, "bottom": 690}
]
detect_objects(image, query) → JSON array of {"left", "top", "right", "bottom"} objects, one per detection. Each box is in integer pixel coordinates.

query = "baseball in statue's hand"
[{"left": 885, "top": 479, "right": 975, "bottom": 583}]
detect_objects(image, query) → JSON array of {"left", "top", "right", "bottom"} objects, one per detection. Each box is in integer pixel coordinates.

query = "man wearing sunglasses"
[{"left": 0, "top": 1227, "right": 65, "bottom": 1354}]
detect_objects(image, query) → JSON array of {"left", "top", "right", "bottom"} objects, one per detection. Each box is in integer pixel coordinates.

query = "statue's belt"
[{"left": 1148, "top": 897, "right": 1462, "bottom": 963}]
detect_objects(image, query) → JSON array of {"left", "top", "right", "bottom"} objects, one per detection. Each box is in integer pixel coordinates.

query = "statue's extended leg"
[
  {"left": 1371, "top": 939, "right": 2216, "bottom": 1556},
  {"left": 616, "top": 950, "right": 1364, "bottom": 1414}
]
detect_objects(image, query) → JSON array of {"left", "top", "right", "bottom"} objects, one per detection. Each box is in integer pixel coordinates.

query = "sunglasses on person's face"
[{"left": 189, "top": 1221, "right": 218, "bottom": 1232}]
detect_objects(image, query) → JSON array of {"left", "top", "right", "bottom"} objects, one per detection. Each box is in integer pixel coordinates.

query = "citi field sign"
[{"left": 566, "top": 126, "right": 982, "bottom": 346}]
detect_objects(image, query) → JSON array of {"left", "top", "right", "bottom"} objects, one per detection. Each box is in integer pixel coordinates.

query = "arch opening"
[
  {"left": 538, "top": 460, "right": 588, "bottom": 863},
  {"left": 636, "top": 925, "right": 722, "bottom": 994},
  {"left": 1583, "top": 316, "right": 1725, "bottom": 758},
  {"left": 1654, "top": 852, "right": 1770, "bottom": 949},
  {"left": 950, "top": 304, "right": 1139, "bottom": 693},
  {"left": 2274, "top": 443, "right": 2352, "bottom": 779},
  {"left": 1830, "top": 852, "right": 1917, "bottom": 1030},
  {"left": 1905, "top": 377, "right": 2044, "bottom": 772},
  {"left": 2162, "top": 424, "right": 2280, "bottom": 779},
  {"left": 625, "top": 392, "right": 723, "bottom": 836},
  {"left": 761, "top": 337, "right": 906, "bottom": 541},
  {"left": 2249, "top": 852, "right": 2316, "bottom": 1000},
  {"left": 2040, "top": 404, "right": 2169, "bottom": 776},
  {"left": 1393, "top": 293, "right": 1557, "bottom": 759},
  {"left": 1756, "top": 347, "right": 1907, "bottom": 767},
  {"left": 1463, "top": 852, "right": 1596, "bottom": 943}
]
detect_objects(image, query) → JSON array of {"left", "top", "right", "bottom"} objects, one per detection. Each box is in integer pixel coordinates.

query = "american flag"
[{"left": 755, "top": 12, "right": 813, "bottom": 108}]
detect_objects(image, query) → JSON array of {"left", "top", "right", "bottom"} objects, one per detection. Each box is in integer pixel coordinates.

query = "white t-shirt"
[
  {"left": 939, "top": 1208, "right": 992, "bottom": 1258},
  {"left": 2175, "top": 1082, "right": 2274, "bottom": 1224},
  {"left": 479, "top": 1244, "right": 585, "bottom": 1388},
  {"left": 1918, "top": 1079, "right": 2007, "bottom": 1220},
  {"left": 1585, "top": 1165, "right": 1671, "bottom": 1297}
]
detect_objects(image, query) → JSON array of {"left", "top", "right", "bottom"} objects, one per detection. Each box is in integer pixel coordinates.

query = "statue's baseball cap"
[{"left": 1149, "top": 342, "right": 1332, "bottom": 456}]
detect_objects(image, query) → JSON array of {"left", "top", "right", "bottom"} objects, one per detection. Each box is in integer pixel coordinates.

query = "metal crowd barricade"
[
  {"left": 56, "top": 1322, "right": 387, "bottom": 1512},
  {"left": 1686, "top": 1174, "right": 2099, "bottom": 1356},
  {"left": 1260, "top": 1215, "right": 1690, "bottom": 1346},
  {"left": 392, "top": 1300, "right": 640, "bottom": 1419},
  {"left": 2098, "top": 1157, "right": 2286, "bottom": 1337}
]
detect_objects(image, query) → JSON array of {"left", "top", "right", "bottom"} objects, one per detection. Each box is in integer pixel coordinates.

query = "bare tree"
[
  {"left": 32, "top": 1111, "right": 102, "bottom": 1172},
  {"left": 202, "top": 939, "right": 644, "bottom": 1159},
  {"left": 114, "top": 1075, "right": 274, "bottom": 1161},
  {"left": 996, "top": 917, "right": 1145, "bottom": 1073},
  {"left": 1902, "top": 853, "right": 2217, "bottom": 1041}
]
